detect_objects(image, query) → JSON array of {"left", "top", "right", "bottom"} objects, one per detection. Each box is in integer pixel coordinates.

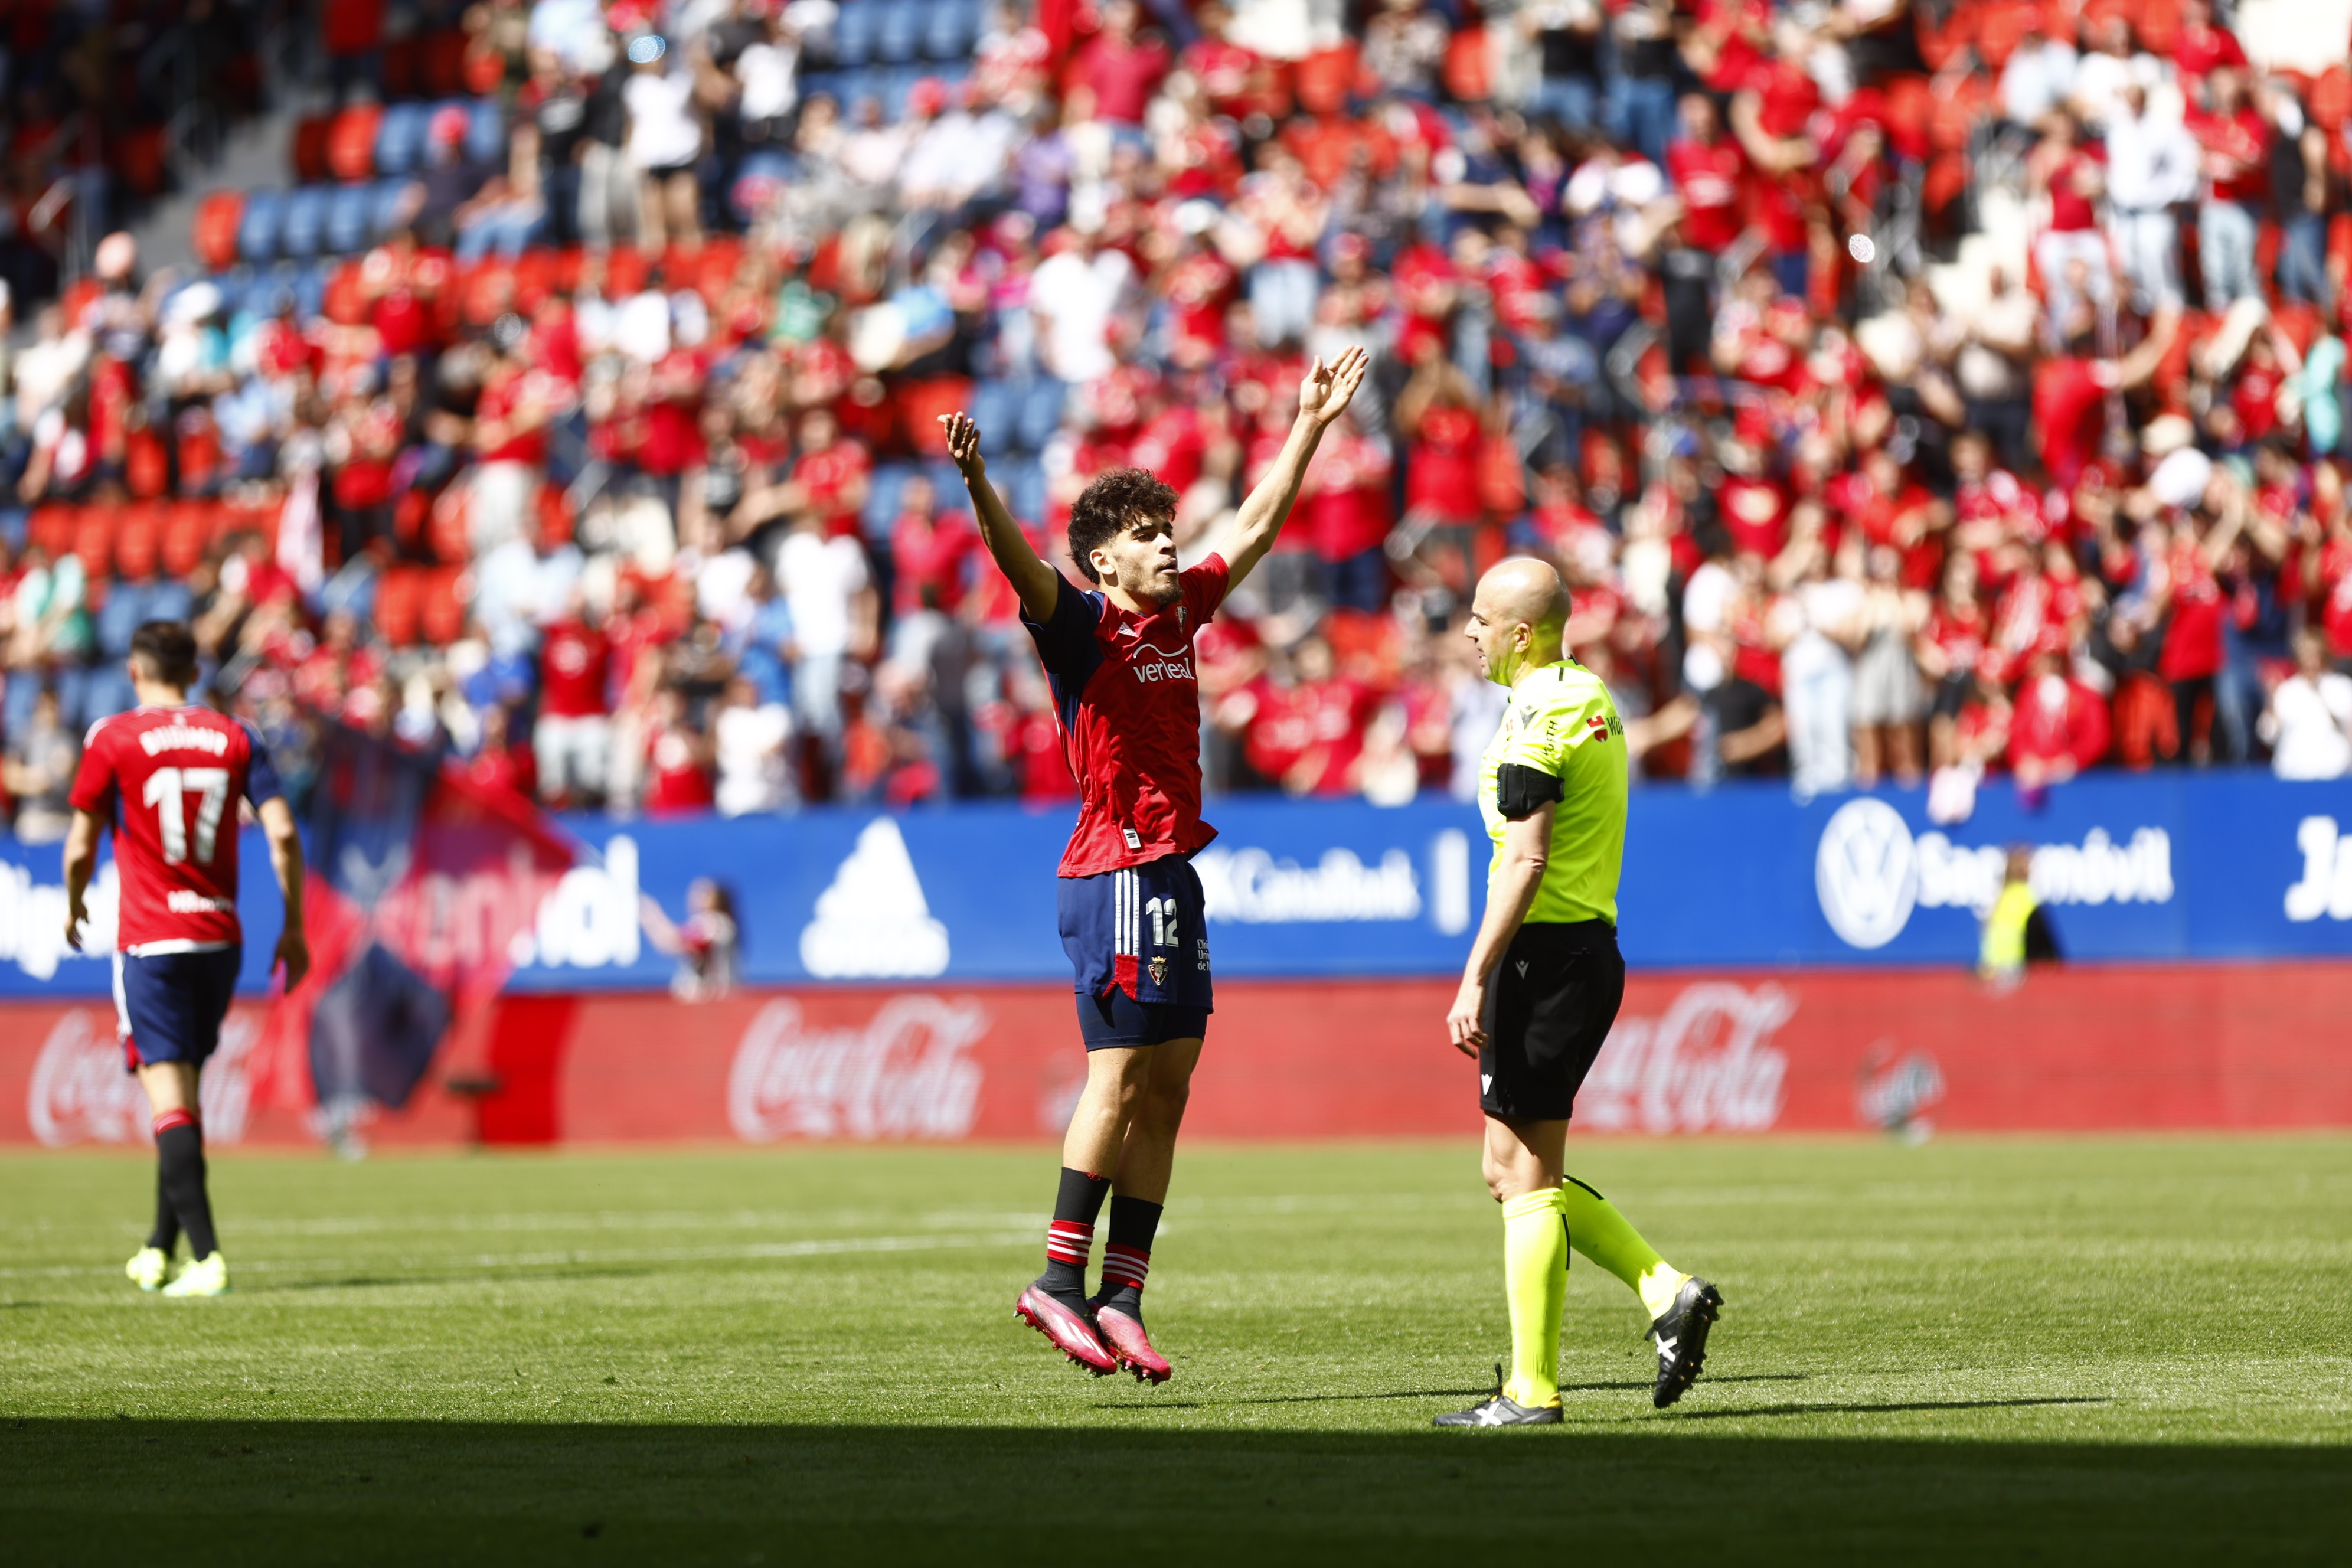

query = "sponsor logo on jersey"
[
  {"left": 1814, "top": 798, "right": 2173, "bottom": 950},
  {"left": 1579, "top": 981, "right": 1792, "bottom": 1134},
  {"left": 727, "top": 994, "right": 985, "bottom": 1141},
  {"left": 1128, "top": 641, "right": 1195, "bottom": 684},
  {"left": 136, "top": 724, "right": 231, "bottom": 757}
]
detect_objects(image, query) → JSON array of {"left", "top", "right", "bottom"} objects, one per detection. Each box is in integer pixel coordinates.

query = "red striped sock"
[
  {"left": 1046, "top": 1220, "right": 1094, "bottom": 1269},
  {"left": 152, "top": 1109, "right": 197, "bottom": 1138},
  {"left": 1100, "top": 1243, "right": 1150, "bottom": 1294}
]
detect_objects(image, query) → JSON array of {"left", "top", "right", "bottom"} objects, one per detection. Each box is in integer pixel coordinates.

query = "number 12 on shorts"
[
  {"left": 144, "top": 766, "right": 230, "bottom": 865},
  {"left": 1144, "top": 896, "right": 1179, "bottom": 950}
]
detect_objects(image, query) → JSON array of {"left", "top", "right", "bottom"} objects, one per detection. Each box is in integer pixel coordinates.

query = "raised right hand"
[{"left": 938, "top": 413, "right": 986, "bottom": 481}]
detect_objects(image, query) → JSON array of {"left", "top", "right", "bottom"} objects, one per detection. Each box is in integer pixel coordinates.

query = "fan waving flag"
[{"left": 254, "top": 720, "right": 574, "bottom": 1141}]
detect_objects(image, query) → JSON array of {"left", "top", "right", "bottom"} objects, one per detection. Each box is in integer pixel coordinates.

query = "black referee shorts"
[{"left": 1478, "top": 920, "right": 1625, "bottom": 1123}]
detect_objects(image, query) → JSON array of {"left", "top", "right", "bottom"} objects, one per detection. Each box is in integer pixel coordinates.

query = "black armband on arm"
[{"left": 1495, "top": 763, "right": 1564, "bottom": 821}]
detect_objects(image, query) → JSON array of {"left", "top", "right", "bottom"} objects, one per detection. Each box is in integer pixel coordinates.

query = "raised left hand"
[{"left": 1299, "top": 345, "right": 1371, "bottom": 429}]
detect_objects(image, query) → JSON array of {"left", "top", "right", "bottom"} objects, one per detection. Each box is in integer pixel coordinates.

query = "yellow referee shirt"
[{"left": 1475, "top": 659, "right": 1628, "bottom": 926}]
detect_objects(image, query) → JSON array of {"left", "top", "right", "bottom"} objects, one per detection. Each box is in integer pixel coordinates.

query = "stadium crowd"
[{"left": 5, "top": 0, "right": 2352, "bottom": 839}]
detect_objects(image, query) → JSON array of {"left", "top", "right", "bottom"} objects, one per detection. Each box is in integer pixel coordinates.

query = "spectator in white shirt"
[
  {"left": 1029, "top": 217, "right": 1135, "bottom": 384},
  {"left": 775, "top": 508, "right": 872, "bottom": 764},
  {"left": 713, "top": 674, "right": 796, "bottom": 814},
  {"left": 2263, "top": 630, "right": 2352, "bottom": 780},
  {"left": 2104, "top": 81, "right": 2199, "bottom": 315},
  {"left": 624, "top": 44, "right": 704, "bottom": 253}
]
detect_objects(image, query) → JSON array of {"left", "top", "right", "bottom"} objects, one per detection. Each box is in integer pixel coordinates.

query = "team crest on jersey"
[{"left": 1149, "top": 955, "right": 1168, "bottom": 985}]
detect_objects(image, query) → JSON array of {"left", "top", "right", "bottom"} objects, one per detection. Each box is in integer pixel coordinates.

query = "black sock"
[
  {"left": 146, "top": 1160, "right": 181, "bottom": 1255},
  {"left": 1041, "top": 1167, "right": 1111, "bottom": 1298},
  {"left": 1095, "top": 1195, "right": 1164, "bottom": 1314},
  {"left": 155, "top": 1116, "right": 217, "bottom": 1261}
]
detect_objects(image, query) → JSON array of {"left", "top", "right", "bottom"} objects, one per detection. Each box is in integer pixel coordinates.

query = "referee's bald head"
[{"left": 1474, "top": 557, "right": 1570, "bottom": 643}]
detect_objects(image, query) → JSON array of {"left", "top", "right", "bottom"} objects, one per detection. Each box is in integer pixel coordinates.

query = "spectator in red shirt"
[
  {"left": 2009, "top": 639, "right": 2112, "bottom": 789},
  {"left": 1073, "top": 0, "right": 1170, "bottom": 126},
  {"left": 1303, "top": 413, "right": 1394, "bottom": 612},
  {"left": 2189, "top": 67, "right": 2272, "bottom": 306},
  {"left": 535, "top": 594, "right": 612, "bottom": 808},
  {"left": 888, "top": 475, "right": 977, "bottom": 619},
  {"left": 463, "top": 702, "right": 538, "bottom": 801},
  {"left": 471, "top": 334, "right": 553, "bottom": 551},
  {"left": 641, "top": 685, "right": 716, "bottom": 815},
  {"left": 1665, "top": 92, "right": 1746, "bottom": 255}
]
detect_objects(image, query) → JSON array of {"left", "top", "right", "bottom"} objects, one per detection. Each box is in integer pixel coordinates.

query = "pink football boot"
[
  {"left": 1092, "top": 1305, "right": 1172, "bottom": 1384},
  {"left": 1015, "top": 1283, "right": 1118, "bottom": 1376}
]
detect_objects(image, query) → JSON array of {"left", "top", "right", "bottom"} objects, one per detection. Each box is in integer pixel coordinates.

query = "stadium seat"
[
  {"left": 864, "top": 462, "right": 915, "bottom": 538},
  {"left": 426, "top": 486, "right": 471, "bottom": 564},
  {"left": 896, "top": 376, "right": 972, "bottom": 455},
  {"left": 237, "top": 189, "right": 286, "bottom": 262},
  {"left": 325, "top": 182, "right": 375, "bottom": 254},
  {"left": 162, "top": 501, "right": 218, "bottom": 579},
  {"left": 876, "top": 0, "right": 923, "bottom": 64},
  {"left": 370, "top": 177, "right": 414, "bottom": 244},
  {"left": 327, "top": 104, "right": 383, "bottom": 182},
  {"left": 375, "top": 101, "right": 429, "bottom": 177},
  {"left": 28, "top": 504, "right": 77, "bottom": 560},
  {"left": 375, "top": 567, "right": 424, "bottom": 647},
  {"left": 279, "top": 186, "right": 331, "bottom": 258},
  {"left": 292, "top": 115, "right": 334, "bottom": 184},
  {"left": 95, "top": 576, "right": 152, "bottom": 659},
  {"left": 968, "top": 378, "right": 1017, "bottom": 456},
  {"left": 383, "top": 34, "right": 422, "bottom": 98},
  {"left": 192, "top": 190, "right": 245, "bottom": 272},
  {"left": 923, "top": 0, "right": 979, "bottom": 61},
  {"left": 1015, "top": 380, "right": 1067, "bottom": 453},
  {"left": 115, "top": 500, "right": 165, "bottom": 581},
  {"left": 420, "top": 28, "right": 467, "bottom": 96},
  {"left": 80, "top": 665, "right": 135, "bottom": 727},
  {"left": 70, "top": 506, "right": 119, "bottom": 579},
  {"left": 465, "top": 98, "right": 507, "bottom": 168},
  {"left": 147, "top": 579, "right": 194, "bottom": 623},
  {"left": 834, "top": 3, "right": 880, "bottom": 68},
  {"left": 999, "top": 457, "right": 1046, "bottom": 523},
  {"left": 420, "top": 565, "right": 468, "bottom": 645}
]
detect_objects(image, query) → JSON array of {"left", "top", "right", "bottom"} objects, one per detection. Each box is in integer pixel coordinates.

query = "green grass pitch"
[{"left": 3, "top": 1135, "right": 2348, "bottom": 1564}]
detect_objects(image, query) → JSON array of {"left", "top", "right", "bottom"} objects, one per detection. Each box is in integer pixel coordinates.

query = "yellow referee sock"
[
  {"left": 1563, "top": 1176, "right": 1688, "bottom": 1322},
  {"left": 1500, "top": 1187, "right": 1569, "bottom": 1409}
]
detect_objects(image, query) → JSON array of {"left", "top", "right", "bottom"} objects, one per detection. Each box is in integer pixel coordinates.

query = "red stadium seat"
[
  {"left": 116, "top": 502, "right": 165, "bottom": 580},
  {"left": 326, "top": 104, "right": 384, "bottom": 182},
  {"left": 71, "top": 505, "right": 120, "bottom": 578},
  {"left": 29, "top": 504, "right": 79, "bottom": 559},
  {"left": 420, "top": 29, "right": 468, "bottom": 97},
  {"left": 427, "top": 485, "right": 471, "bottom": 564},
  {"left": 375, "top": 567, "right": 425, "bottom": 647},
  {"left": 897, "top": 377, "right": 974, "bottom": 456},
  {"left": 162, "top": 501, "right": 218, "bottom": 579},
  {"left": 292, "top": 114, "right": 334, "bottom": 184},
  {"left": 420, "top": 565, "right": 468, "bottom": 646},
  {"left": 192, "top": 190, "right": 245, "bottom": 272},
  {"left": 383, "top": 35, "right": 421, "bottom": 98}
]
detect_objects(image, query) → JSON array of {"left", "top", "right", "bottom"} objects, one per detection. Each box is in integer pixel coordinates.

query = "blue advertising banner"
[{"left": 3, "top": 772, "right": 2347, "bottom": 997}]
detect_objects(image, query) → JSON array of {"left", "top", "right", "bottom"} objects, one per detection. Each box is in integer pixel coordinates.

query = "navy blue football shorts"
[
  {"left": 1057, "top": 856, "right": 1213, "bottom": 1051},
  {"left": 114, "top": 946, "right": 243, "bottom": 1072}
]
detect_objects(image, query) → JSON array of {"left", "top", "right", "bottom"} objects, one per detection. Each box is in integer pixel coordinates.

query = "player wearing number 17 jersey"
[
  {"left": 940, "top": 346, "right": 1369, "bottom": 1384},
  {"left": 63, "top": 622, "right": 309, "bottom": 1299}
]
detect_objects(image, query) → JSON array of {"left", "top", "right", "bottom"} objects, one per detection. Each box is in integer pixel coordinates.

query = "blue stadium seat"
[
  {"left": 237, "top": 189, "right": 285, "bottom": 263},
  {"left": 876, "top": 0, "right": 923, "bottom": 64},
  {"left": 878, "top": 67, "right": 922, "bottom": 122},
  {"left": 146, "top": 580, "right": 194, "bottom": 623},
  {"left": 2, "top": 670, "right": 38, "bottom": 741},
  {"left": 1016, "top": 380, "right": 1067, "bottom": 453},
  {"left": 864, "top": 461, "right": 915, "bottom": 540},
  {"left": 325, "top": 182, "right": 375, "bottom": 254},
  {"left": 371, "top": 177, "right": 414, "bottom": 243},
  {"left": 798, "top": 70, "right": 844, "bottom": 105},
  {"left": 80, "top": 665, "right": 135, "bottom": 726},
  {"left": 51, "top": 665, "right": 93, "bottom": 735},
  {"left": 96, "top": 579, "right": 152, "bottom": 659},
  {"left": 998, "top": 458, "right": 1046, "bottom": 524},
  {"left": 279, "top": 185, "right": 330, "bottom": 258},
  {"left": 834, "top": 3, "right": 879, "bottom": 68},
  {"left": 923, "top": 0, "right": 979, "bottom": 61},
  {"left": 375, "top": 101, "right": 429, "bottom": 176},
  {"left": 465, "top": 97, "right": 506, "bottom": 168},
  {"left": 968, "top": 378, "right": 1017, "bottom": 456},
  {"left": 290, "top": 259, "right": 328, "bottom": 319}
]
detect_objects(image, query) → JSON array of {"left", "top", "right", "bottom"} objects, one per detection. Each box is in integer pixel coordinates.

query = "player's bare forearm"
[
  {"left": 939, "top": 411, "right": 1059, "bottom": 623},
  {"left": 1448, "top": 806, "right": 1553, "bottom": 1055},
  {"left": 60, "top": 809, "right": 103, "bottom": 950},
  {"left": 259, "top": 797, "right": 311, "bottom": 989},
  {"left": 1221, "top": 347, "right": 1370, "bottom": 586}
]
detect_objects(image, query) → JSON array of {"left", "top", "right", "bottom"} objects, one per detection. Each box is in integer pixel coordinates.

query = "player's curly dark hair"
[{"left": 1067, "top": 467, "right": 1180, "bottom": 584}]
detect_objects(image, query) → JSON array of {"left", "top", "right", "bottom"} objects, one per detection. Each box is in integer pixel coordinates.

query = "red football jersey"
[
  {"left": 68, "top": 705, "right": 284, "bottom": 952},
  {"left": 1024, "top": 555, "right": 1230, "bottom": 877}
]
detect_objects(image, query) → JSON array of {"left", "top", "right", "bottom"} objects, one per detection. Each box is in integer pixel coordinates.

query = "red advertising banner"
[{"left": 5, "top": 963, "right": 2350, "bottom": 1149}]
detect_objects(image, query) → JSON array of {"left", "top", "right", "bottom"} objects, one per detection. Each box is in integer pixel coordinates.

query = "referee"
[{"left": 1434, "top": 559, "right": 1723, "bottom": 1427}]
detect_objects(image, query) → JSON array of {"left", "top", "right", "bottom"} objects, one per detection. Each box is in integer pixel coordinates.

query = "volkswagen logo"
[{"left": 1815, "top": 798, "right": 1918, "bottom": 949}]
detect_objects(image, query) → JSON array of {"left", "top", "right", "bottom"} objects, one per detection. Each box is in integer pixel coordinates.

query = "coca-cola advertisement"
[{"left": 6, "top": 962, "right": 2344, "bottom": 1148}]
